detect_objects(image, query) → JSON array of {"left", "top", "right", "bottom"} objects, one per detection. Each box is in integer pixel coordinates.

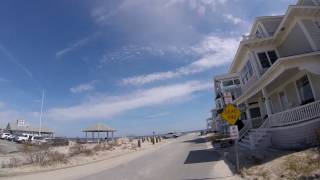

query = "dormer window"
[
  {"left": 257, "top": 50, "right": 278, "bottom": 69},
  {"left": 255, "top": 29, "right": 263, "bottom": 38},
  {"left": 255, "top": 24, "right": 265, "bottom": 39}
]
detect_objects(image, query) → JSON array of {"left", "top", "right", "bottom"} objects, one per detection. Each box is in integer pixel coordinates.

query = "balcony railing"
[
  {"left": 269, "top": 100, "right": 320, "bottom": 127},
  {"left": 242, "top": 34, "right": 265, "bottom": 41}
]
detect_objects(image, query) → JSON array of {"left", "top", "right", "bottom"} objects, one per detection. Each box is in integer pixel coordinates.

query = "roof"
[
  {"left": 6, "top": 123, "right": 53, "bottom": 134},
  {"left": 83, "top": 123, "right": 116, "bottom": 132},
  {"left": 214, "top": 73, "right": 240, "bottom": 81},
  {"left": 229, "top": 5, "right": 320, "bottom": 73}
]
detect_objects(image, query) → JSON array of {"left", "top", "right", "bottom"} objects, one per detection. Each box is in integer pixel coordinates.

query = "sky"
[{"left": 0, "top": 0, "right": 296, "bottom": 137}]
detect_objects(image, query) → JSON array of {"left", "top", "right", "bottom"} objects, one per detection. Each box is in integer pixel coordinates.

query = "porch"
[{"left": 237, "top": 54, "right": 320, "bottom": 150}]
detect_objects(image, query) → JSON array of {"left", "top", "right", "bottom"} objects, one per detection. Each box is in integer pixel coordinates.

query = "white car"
[
  {"left": 16, "top": 134, "right": 35, "bottom": 143},
  {"left": 0, "top": 133, "right": 10, "bottom": 139},
  {"left": 31, "top": 136, "right": 48, "bottom": 145}
]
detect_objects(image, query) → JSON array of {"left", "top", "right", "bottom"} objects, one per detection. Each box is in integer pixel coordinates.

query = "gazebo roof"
[{"left": 83, "top": 123, "right": 116, "bottom": 132}]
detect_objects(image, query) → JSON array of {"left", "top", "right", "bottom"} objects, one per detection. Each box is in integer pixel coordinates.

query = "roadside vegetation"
[{"left": 0, "top": 136, "right": 165, "bottom": 176}]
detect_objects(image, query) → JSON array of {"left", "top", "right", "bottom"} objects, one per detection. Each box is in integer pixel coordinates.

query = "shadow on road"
[
  {"left": 183, "top": 137, "right": 209, "bottom": 144},
  {"left": 184, "top": 149, "right": 220, "bottom": 164}
]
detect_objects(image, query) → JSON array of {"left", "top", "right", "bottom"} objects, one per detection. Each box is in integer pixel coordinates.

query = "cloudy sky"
[{"left": 0, "top": 0, "right": 296, "bottom": 136}]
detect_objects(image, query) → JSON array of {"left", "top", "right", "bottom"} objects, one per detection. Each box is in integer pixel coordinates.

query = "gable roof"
[{"left": 83, "top": 123, "right": 116, "bottom": 132}]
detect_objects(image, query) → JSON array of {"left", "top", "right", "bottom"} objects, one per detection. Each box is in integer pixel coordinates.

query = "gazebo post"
[
  {"left": 98, "top": 131, "right": 100, "bottom": 144},
  {"left": 112, "top": 131, "right": 114, "bottom": 142},
  {"left": 107, "top": 132, "right": 109, "bottom": 141},
  {"left": 92, "top": 132, "right": 94, "bottom": 142},
  {"left": 85, "top": 132, "right": 87, "bottom": 142}
]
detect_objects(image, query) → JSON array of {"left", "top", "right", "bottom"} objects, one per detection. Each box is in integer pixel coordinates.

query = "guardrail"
[{"left": 269, "top": 100, "right": 320, "bottom": 127}]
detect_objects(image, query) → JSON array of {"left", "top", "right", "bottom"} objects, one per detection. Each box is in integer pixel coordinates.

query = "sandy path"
[{"left": 2, "top": 140, "right": 173, "bottom": 180}]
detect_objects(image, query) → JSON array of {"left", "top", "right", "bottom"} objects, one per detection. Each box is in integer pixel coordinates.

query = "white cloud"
[
  {"left": 48, "top": 81, "right": 211, "bottom": 121},
  {"left": 223, "top": 14, "right": 245, "bottom": 25},
  {"left": 70, "top": 80, "right": 99, "bottom": 93},
  {"left": 56, "top": 33, "right": 100, "bottom": 58},
  {"left": 121, "top": 36, "right": 239, "bottom": 86}
]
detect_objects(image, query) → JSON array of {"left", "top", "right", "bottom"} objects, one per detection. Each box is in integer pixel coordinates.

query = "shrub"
[
  {"left": 284, "top": 152, "right": 320, "bottom": 178},
  {"left": 47, "top": 151, "right": 68, "bottom": 165},
  {"left": 69, "top": 143, "right": 93, "bottom": 156}
]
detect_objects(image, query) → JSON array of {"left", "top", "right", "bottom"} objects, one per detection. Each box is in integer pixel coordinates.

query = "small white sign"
[
  {"left": 223, "top": 92, "right": 233, "bottom": 105},
  {"left": 229, "top": 125, "right": 239, "bottom": 139}
]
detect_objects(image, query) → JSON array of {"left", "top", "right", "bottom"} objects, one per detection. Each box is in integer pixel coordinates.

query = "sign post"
[
  {"left": 222, "top": 104, "right": 241, "bottom": 172},
  {"left": 229, "top": 125, "right": 240, "bottom": 172}
]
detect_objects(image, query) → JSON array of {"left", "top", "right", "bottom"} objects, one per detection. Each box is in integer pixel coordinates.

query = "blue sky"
[{"left": 0, "top": 0, "right": 296, "bottom": 137}]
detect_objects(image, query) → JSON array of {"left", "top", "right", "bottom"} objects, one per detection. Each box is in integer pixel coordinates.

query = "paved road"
[{"left": 77, "top": 133, "right": 239, "bottom": 180}]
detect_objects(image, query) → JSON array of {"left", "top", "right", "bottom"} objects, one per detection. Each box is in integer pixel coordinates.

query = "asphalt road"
[{"left": 77, "top": 133, "right": 239, "bottom": 180}]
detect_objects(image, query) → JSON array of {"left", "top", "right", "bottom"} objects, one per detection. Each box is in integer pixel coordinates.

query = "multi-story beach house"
[
  {"left": 215, "top": 0, "right": 320, "bottom": 150},
  {"left": 211, "top": 73, "right": 242, "bottom": 134}
]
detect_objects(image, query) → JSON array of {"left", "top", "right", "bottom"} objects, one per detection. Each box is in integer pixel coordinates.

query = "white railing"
[
  {"left": 239, "top": 123, "right": 250, "bottom": 139},
  {"left": 242, "top": 34, "right": 264, "bottom": 41},
  {"left": 259, "top": 118, "right": 270, "bottom": 129},
  {"left": 269, "top": 100, "right": 320, "bottom": 127}
]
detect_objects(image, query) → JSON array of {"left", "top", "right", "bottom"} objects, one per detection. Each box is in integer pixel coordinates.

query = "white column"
[{"left": 262, "top": 88, "right": 272, "bottom": 116}]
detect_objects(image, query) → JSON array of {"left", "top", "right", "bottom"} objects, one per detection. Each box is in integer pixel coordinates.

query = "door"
[{"left": 279, "top": 91, "right": 288, "bottom": 111}]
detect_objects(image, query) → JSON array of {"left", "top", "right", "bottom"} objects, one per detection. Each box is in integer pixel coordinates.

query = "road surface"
[{"left": 77, "top": 133, "right": 239, "bottom": 180}]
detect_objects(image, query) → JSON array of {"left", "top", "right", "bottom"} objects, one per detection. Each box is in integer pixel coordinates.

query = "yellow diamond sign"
[{"left": 221, "top": 104, "right": 241, "bottom": 125}]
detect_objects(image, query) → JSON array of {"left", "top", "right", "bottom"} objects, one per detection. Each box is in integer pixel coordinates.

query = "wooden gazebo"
[{"left": 83, "top": 123, "right": 116, "bottom": 143}]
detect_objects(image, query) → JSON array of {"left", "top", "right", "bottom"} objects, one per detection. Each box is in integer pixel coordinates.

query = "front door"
[{"left": 279, "top": 91, "right": 288, "bottom": 111}]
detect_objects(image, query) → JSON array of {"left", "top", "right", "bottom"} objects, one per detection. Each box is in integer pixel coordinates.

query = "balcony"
[{"left": 269, "top": 100, "right": 320, "bottom": 127}]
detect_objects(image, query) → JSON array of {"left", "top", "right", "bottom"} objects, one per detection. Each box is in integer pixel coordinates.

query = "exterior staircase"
[
  {"left": 238, "top": 118, "right": 271, "bottom": 150},
  {"left": 238, "top": 128, "right": 271, "bottom": 150}
]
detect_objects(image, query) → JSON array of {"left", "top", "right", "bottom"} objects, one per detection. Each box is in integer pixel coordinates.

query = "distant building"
[
  {"left": 6, "top": 120, "right": 54, "bottom": 137},
  {"left": 214, "top": 0, "right": 320, "bottom": 150},
  {"left": 211, "top": 73, "right": 242, "bottom": 134}
]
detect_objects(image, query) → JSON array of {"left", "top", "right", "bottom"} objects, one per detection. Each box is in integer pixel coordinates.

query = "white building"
[
  {"left": 211, "top": 73, "right": 242, "bottom": 134},
  {"left": 217, "top": 0, "right": 320, "bottom": 150}
]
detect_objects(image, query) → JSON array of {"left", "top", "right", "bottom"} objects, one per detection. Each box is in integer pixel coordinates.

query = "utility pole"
[{"left": 39, "top": 89, "right": 45, "bottom": 136}]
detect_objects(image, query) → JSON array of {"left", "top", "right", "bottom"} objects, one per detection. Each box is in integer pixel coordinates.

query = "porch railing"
[{"left": 269, "top": 100, "right": 320, "bottom": 127}]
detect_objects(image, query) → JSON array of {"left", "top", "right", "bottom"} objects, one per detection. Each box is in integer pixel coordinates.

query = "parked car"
[
  {"left": 0, "top": 133, "right": 10, "bottom": 139},
  {"left": 163, "top": 132, "right": 180, "bottom": 139},
  {"left": 31, "top": 136, "right": 49, "bottom": 145},
  {"left": 6, "top": 134, "right": 17, "bottom": 141},
  {"left": 16, "top": 134, "right": 35, "bottom": 143}
]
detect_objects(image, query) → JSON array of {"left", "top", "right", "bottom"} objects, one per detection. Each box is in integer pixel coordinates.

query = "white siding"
[
  {"left": 261, "top": 19, "right": 282, "bottom": 36},
  {"left": 302, "top": 19, "right": 320, "bottom": 50},
  {"left": 277, "top": 24, "right": 313, "bottom": 57},
  {"left": 270, "top": 118, "right": 320, "bottom": 150}
]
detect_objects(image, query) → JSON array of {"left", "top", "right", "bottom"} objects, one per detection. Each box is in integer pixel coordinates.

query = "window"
[
  {"left": 257, "top": 50, "right": 278, "bottom": 69},
  {"left": 234, "top": 79, "right": 240, "bottom": 85},
  {"left": 258, "top": 52, "right": 270, "bottom": 68},
  {"left": 222, "top": 80, "right": 234, "bottom": 87},
  {"left": 240, "top": 60, "right": 254, "bottom": 85},
  {"left": 296, "top": 75, "right": 315, "bottom": 105},
  {"left": 249, "top": 107, "right": 261, "bottom": 118},
  {"left": 267, "top": 51, "right": 278, "bottom": 64}
]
